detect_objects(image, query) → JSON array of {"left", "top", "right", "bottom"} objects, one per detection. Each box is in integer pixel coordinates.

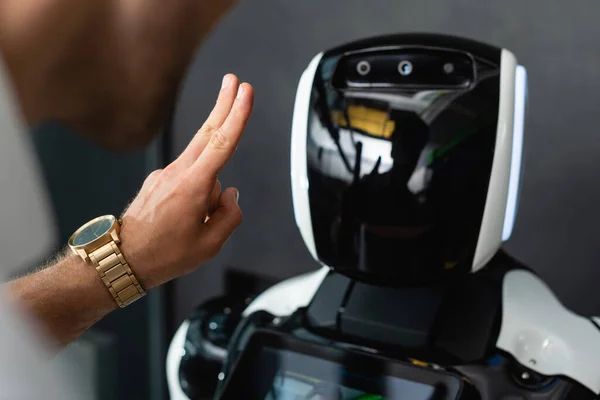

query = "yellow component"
[
  {"left": 444, "top": 261, "right": 458, "bottom": 270},
  {"left": 409, "top": 359, "right": 429, "bottom": 368},
  {"left": 331, "top": 105, "right": 395, "bottom": 139},
  {"left": 285, "top": 371, "right": 320, "bottom": 384}
]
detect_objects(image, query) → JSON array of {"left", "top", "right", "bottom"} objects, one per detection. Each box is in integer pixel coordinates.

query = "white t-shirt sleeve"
[{"left": 0, "top": 56, "right": 84, "bottom": 399}]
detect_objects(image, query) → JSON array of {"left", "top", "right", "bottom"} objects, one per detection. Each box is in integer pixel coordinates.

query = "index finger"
[{"left": 187, "top": 82, "right": 254, "bottom": 180}]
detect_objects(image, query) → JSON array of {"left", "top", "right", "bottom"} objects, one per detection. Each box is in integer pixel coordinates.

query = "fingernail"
[
  {"left": 236, "top": 84, "right": 245, "bottom": 99},
  {"left": 235, "top": 190, "right": 240, "bottom": 203},
  {"left": 221, "top": 74, "right": 231, "bottom": 89}
]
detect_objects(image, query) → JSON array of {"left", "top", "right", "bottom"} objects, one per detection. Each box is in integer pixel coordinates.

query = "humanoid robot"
[{"left": 167, "top": 33, "right": 600, "bottom": 400}]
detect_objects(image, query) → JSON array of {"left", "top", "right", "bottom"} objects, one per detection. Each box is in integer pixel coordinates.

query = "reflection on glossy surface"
[
  {"left": 225, "top": 346, "right": 459, "bottom": 400},
  {"left": 307, "top": 48, "right": 500, "bottom": 284},
  {"left": 179, "top": 295, "right": 253, "bottom": 399},
  {"left": 72, "top": 217, "right": 113, "bottom": 246},
  {"left": 262, "top": 350, "right": 436, "bottom": 400}
]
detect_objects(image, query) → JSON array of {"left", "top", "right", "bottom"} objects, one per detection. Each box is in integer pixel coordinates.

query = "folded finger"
[
  {"left": 208, "top": 179, "right": 222, "bottom": 217},
  {"left": 201, "top": 187, "right": 242, "bottom": 253}
]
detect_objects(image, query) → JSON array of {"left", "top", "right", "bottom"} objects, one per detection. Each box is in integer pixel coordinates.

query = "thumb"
[{"left": 202, "top": 187, "right": 242, "bottom": 249}]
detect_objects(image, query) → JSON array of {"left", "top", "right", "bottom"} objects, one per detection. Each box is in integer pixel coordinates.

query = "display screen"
[
  {"left": 220, "top": 331, "right": 462, "bottom": 400},
  {"left": 262, "top": 350, "right": 438, "bottom": 400}
]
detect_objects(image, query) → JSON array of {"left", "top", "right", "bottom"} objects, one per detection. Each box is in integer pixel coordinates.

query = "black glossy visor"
[{"left": 306, "top": 46, "right": 501, "bottom": 284}]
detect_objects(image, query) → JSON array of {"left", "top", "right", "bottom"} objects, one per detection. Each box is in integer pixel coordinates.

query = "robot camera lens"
[
  {"left": 398, "top": 60, "right": 413, "bottom": 76},
  {"left": 356, "top": 60, "right": 371, "bottom": 76},
  {"left": 443, "top": 62, "right": 455, "bottom": 74}
]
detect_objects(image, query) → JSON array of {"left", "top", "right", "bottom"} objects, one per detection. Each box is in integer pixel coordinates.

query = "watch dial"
[{"left": 72, "top": 218, "right": 114, "bottom": 246}]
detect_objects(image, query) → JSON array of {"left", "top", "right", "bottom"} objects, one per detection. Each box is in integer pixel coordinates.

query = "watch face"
[{"left": 71, "top": 216, "right": 114, "bottom": 247}]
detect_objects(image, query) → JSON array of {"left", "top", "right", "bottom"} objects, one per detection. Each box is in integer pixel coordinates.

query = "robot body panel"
[
  {"left": 472, "top": 49, "right": 517, "bottom": 271},
  {"left": 222, "top": 253, "right": 598, "bottom": 398},
  {"left": 165, "top": 251, "right": 599, "bottom": 399},
  {"left": 498, "top": 269, "right": 600, "bottom": 394}
]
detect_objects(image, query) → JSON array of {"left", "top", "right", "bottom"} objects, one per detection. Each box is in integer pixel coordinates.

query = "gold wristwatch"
[{"left": 68, "top": 215, "right": 146, "bottom": 308}]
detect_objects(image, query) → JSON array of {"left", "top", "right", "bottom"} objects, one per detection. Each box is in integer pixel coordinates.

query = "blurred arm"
[{"left": 5, "top": 253, "right": 117, "bottom": 349}]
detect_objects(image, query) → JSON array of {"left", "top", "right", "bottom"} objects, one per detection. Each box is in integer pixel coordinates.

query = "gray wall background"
[{"left": 172, "top": 0, "right": 600, "bottom": 325}]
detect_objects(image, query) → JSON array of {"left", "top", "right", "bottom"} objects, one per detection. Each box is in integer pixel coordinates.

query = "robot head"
[{"left": 291, "top": 34, "right": 528, "bottom": 285}]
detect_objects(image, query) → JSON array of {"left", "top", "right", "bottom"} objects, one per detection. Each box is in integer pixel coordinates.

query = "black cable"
[
  {"left": 313, "top": 71, "right": 353, "bottom": 174},
  {"left": 353, "top": 141, "right": 363, "bottom": 182}
]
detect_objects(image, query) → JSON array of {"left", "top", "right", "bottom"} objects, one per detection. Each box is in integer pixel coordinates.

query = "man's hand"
[
  {"left": 121, "top": 74, "right": 253, "bottom": 289},
  {"left": 0, "top": 0, "right": 236, "bottom": 150},
  {"left": 5, "top": 74, "right": 253, "bottom": 347}
]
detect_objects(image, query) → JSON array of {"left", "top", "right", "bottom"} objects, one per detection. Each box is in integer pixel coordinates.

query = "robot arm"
[{"left": 497, "top": 269, "right": 600, "bottom": 395}]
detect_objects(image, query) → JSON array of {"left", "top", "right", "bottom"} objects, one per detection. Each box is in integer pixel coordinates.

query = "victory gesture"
[
  {"left": 121, "top": 74, "right": 254, "bottom": 289},
  {"left": 5, "top": 74, "right": 254, "bottom": 348}
]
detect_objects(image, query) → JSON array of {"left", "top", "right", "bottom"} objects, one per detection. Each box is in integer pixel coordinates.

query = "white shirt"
[{"left": 0, "top": 58, "right": 82, "bottom": 399}]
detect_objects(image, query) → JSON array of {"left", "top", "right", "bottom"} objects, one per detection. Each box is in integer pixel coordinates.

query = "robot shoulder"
[
  {"left": 497, "top": 269, "right": 600, "bottom": 395},
  {"left": 242, "top": 266, "right": 330, "bottom": 318}
]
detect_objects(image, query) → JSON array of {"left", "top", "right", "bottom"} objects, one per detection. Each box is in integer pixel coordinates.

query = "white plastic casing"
[
  {"left": 166, "top": 321, "right": 191, "bottom": 400},
  {"left": 290, "top": 52, "right": 324, "bottom": 262},
  {"left": 497, "top": 270, "right": 600, "bottom": 394}
]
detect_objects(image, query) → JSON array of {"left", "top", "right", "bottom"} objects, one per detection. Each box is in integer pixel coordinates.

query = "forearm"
[
  {"left": 5, "top": 251, "right": 117, "bottom": 348},
  {"left": 0, "top": 73, "right": 251, "bottom": 351}
]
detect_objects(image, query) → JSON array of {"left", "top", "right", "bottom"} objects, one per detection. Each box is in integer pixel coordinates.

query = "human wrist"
[
  {"left": 117, "top": 218, "right": 165, "bottom": 291},
  {"left": 6, "top": 252, "right": 118, "bottom": 347},
  {"left": 60, "top": 253, "right": 119, "bottom": 315},
  {"left": 118, "top": 242, "right": 157, "bottom": 291}
]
